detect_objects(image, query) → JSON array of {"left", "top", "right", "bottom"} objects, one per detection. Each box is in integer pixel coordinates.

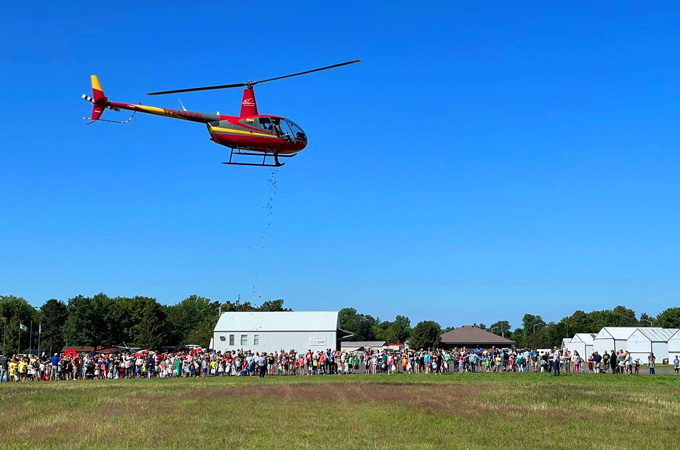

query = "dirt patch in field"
[{"left": 170, "top": 382, "right": 487, "bottom": 416}]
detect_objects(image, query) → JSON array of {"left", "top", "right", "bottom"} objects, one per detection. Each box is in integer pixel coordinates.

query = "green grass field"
[{"left": 1, "top": 373, "right": 679, "bottom": 449}]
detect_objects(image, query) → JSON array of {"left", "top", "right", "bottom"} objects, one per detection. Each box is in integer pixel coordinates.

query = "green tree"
[
  {"left": 258, "top": 299, "right": 290, "bottom": 311},
  {"left": 656, "top": 308, "right": 680, "bottom": 328},
  {"left": 135, "top": 301, "right": 167, "bottom": 350},
  {"left": 565, "top": 310, "right": 596, "bottom": 334},
  {"left": 5, "top": 315, "right": 21, "bottom": 354},
  {"left": 385, "top": 315, "right": 411, "bottom": 343},
  {"left": 39, "top": 299, "right": 68, "bottom": 354},
  {"left": 489, "top": 320, "right": 511, "bottom": 338},
  {"left": 409, "top": 321, "right": 441, "bottom": 350},
  {"left": 339, "top": 308, "right": 377, "bottom": 341},
  {"left": 185, "top": 316, "right": 219, "bottom": 348},
  {"left": 0, "top": 296, "right": 38, "bottom": 350},
  {"left": 63, "top": 293, "right": 116, "bottom": 349},
  {"left": 524, "top": 326, "right": 551, "bottom": 349},
  {"left": 166, "top": 295, "right": 219, "bottom": 345},
  {"left": 608, "top": 306, "right": 639, "bottom": 327}
]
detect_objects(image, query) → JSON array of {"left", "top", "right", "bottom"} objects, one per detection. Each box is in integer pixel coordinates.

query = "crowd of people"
[{"left": 1, "top": 347, "right": 679, "bottom": 382}]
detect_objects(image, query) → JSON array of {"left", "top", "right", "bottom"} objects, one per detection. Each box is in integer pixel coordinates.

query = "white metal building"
[
  {"left": 561, "top": 338, "right": 572, "bottom": 351},
  {"left": 593, "top": 327, "right": 637, "bottom": 355},
  {"left": 626, "top": 328, "right": 678, "bottom": 363},
  {"left": 665, "top": 330, "right": 680, "bottom": 362},
  {"left": 567, "top": 333, "right": 595, "bottom": 358},
  {"left": 212, "top": 311, "right": 346, "bottom": 354}
]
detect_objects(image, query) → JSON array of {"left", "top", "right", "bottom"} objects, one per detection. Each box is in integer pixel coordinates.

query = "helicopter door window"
[
  {"left": 258, "top": 118, "right": 273, "bottom": 132},
  {"left": 272, "top": 119, "right": 294, "bottom": 141}
]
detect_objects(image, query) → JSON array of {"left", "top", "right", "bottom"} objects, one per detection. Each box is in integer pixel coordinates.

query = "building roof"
[
  {"left": 214, "top": 311, "right": 339, "bottom": 332},
  {"left": 440, "top": 326, "right": 514, "bottom": 346},
  {"left": 635, "top": 328, "right": 679, "bottom": 342},
  {"left": 340, "top": 341, "right": 386, "bottom": 349},
  {"left": 594, "top": 327, "right": 638, "bottom": 340},
  {"left": 571, "top": 333, "right": 595, "bottom": 344}
]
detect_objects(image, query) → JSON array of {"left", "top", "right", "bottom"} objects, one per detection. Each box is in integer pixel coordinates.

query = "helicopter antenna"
[{"left": 147, "top": 60, "right": 361, "bottom": 96}]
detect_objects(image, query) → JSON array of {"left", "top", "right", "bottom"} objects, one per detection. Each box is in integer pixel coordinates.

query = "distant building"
[
  {"left": 340, "top": 341, "right": 387, "bottom": 352},
  {"left": 566, "top": 333, "right": 595, "bottom": 358},
  {"left": 593, "top": 327, "right": 638, "bottom": 355},
  {"left": 439, "top": 326, "right": 514, "bottom": 349},
  {"left": 212, "top": 311, "right": 349, "bottom": 354},
  {"left": 561, "top": 338, "right": 572, "bottom": 351},
  {"left": 668, "top": 331, "right": 680, "bottom": 361},
  {"left": 624, "top": 328, "right": 678, "bottom": 362}
]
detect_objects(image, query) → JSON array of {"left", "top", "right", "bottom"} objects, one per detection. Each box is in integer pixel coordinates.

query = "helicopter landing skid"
[{"left": 222, "top": 148, "right": 296, "bottom": 167}]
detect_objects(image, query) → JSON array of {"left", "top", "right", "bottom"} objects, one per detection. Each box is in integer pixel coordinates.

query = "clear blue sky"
[{"left": 1, "top": 2, "right": 678, "bottom": 329}]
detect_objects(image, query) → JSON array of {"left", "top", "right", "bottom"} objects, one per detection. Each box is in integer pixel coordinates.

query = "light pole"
[
  {"left": 640, "top": 319, "right": 653, "bottom": 327},
  {"left": 491, "top": 326, "right": 505, "bottom": 339},
  {"left": 532, "top": 322, "right": 546, "bottom": 333}
]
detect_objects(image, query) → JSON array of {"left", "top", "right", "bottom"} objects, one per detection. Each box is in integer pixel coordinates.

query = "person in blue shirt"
[{"left": 50, "top": 353, "right": 61, "bottom": 380}]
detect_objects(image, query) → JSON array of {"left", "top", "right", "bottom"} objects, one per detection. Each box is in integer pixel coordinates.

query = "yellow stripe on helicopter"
[{"left": 210, "top": 126, "right": 278, "bottom": 139}]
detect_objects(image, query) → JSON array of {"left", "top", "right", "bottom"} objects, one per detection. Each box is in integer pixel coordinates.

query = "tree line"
[
  {"left": 2, "top": 293, "right": 679, "bottom": 355},
  {"left": 0, "top": 294, "right": 288, "bottom": 355},
  {"left": 338, "top": 305, "right": 680, "bottom": 350}
]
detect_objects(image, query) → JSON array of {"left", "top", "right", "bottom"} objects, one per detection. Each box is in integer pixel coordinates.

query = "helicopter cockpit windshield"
[{"left": 286, "top": 120, "right": 307, "bottom": 142}]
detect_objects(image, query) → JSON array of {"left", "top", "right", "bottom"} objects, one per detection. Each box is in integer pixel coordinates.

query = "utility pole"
[
  {"left": 29, "top": 321, "right": 33, "bottom": 354},
  {"left": 38, "top": 323, "right": 42, "bottom": 355},
  {"left": 533, "top": 322, "right": 546, "bottom": 333}
]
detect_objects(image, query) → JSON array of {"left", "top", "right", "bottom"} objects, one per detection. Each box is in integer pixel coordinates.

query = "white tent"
[
  {"left": 593, "top": 327, "right": 637, "bottom": 355},
  {"left": 561, "top": 338, "right": 572, "bottom": 351},
  {"left": 567, "top": 333, "right": 595, "bottom": 359},
  {"left": 668, "top": 330, "right": 680, "bottom": 362},
  {"left": 625, "top": 328, "right": 678, "bottom": 363}
]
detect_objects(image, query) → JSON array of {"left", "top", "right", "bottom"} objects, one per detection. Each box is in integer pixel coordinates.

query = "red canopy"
[{"left": 64, "top": 349, "right": 77, "bottom": 358}]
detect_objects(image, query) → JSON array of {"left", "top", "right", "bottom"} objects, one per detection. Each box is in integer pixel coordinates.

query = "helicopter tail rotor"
[
  {"left": 89, "top": 75, "right": 108, "bottom": 121},
  {"left": 81, "top": 75, "right": 129, "bottom": 124}
]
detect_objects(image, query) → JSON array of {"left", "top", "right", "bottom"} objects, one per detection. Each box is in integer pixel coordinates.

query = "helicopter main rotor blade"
[
  {"left": 147, "top": 82, "right": 247, "bottom": 96},
  {"left": 146, "top": 60, "right": 361, "bottom": 96},
  {"left": 251, "top": 59, "right": 361, "bottom": 86}
]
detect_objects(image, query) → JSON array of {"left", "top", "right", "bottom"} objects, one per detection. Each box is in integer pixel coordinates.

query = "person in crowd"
[
  {"left": 592, "top": 351, "right": 602, "bottom": 373},
  {"left": 0, "top": 353, "right": 8, "bottom": 383},
  {"left": 648, "top": 353, "right": 656, "bottom": 375},
  {"left": 551, "top": 348, "right": 561, "bottom": 376},
  {"left": 572, "top": 351, "right": 580, "bottom": 373}
]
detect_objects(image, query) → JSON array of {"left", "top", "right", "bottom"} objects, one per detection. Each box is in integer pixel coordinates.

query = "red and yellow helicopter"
[{"left": 83, "top": 60, "right": 360, "bottom": 167}]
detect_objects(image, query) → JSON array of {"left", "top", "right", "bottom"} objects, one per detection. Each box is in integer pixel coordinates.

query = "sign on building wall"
[{"left": 309, "top": 337, "right": 327, "bottom": 346}]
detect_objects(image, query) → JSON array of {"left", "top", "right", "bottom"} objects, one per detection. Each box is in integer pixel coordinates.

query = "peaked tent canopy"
[
  {"left": 626, "top": 328, "right": 678, "bottom": 362},
  {"left": 593, "top": 327, "right": 638, "bottom": 355}
]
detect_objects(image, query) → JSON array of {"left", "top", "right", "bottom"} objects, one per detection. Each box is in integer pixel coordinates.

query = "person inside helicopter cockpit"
[{"left": 272, "top": 118, "right": 291, "bottom": 142}]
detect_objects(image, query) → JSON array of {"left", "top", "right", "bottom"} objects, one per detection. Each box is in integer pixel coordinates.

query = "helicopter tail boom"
[{"left": 83, "top": 75, "right": 221, "bottom": 124}]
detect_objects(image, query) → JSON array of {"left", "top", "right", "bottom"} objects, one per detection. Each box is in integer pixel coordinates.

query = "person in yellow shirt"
[
  {"left": 18, "top": 358, "right": 27, "bottom": 381},
  {"left": 9, "top": 359, "right": 18, "bottom": 381}
]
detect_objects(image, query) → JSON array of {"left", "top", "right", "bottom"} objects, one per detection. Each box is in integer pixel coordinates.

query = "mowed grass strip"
[{"left": 1, "top": 374, "right": 679, "bottom": 449}]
